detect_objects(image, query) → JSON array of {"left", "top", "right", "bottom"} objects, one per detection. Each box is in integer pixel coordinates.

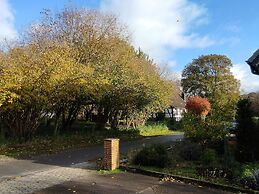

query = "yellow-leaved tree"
[{"left": 0, "top": 7, "right": 175, "bottom": 141}]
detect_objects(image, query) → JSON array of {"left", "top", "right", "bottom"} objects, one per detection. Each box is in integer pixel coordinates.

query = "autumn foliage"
[
  {"left": 186, "top": 96, "right": 211, "bottom": 116},
  {"left": 0, "top": 8, "right": 174, "bottom": 140}
]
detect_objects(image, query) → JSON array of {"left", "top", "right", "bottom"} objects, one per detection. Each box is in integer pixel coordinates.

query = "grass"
[{"left": 138, "top": 122, "right": 183, "bottom": 136}]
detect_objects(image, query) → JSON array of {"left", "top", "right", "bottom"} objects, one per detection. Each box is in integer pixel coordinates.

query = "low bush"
[
  {"left": 201, "top": 149, "right": 218, "bottom": 168},
  {"left": 240, "top": 164, "right": 259, "bottom": 190},
  {"left": 241, "top": 169, "right": 259, "bottom": 190},
  {"left": 222, "top": 156, "right": 242, "bottom": 179},
  {"left": 128, "top": 139, "right": 259, "bottom": 191},
  {"left": 166, "top": 118, "right": 183, "bottom": 131},
  {"left": 182, "top": 113, "right": 229, "bottom": 149},
  {"left": 236, "top": 99, "right": 259, "bottom": 162},
  {"left": 133, "top": 144, "right": 171, "bottom": 168},
  {"left": 178, "top": 142, "right": 202, "bottom": 161}
]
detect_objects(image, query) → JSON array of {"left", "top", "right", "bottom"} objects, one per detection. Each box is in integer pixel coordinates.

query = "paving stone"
[{"left": 0, "top": 166, "right": 90, "bottom": 194}]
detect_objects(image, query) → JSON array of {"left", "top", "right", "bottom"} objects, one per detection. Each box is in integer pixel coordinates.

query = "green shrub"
[
  {"left": 178, "top": 142, "right": 202, "bottom": 161},
  {"left": 155, "top": 112, "right": 166, "bottom": 121},
  {"left": 182, "top": 113, "right": 229, "bottom": 148},
  {"left": 133, "top": 144, "right": 170, "bottom": 168},
  {"left": 241, "top": 169, "right": 259, "bottom": 190},
  {"left": 236, "top": 99, "right": 259, "bottom": 162},
  {"left": 222, "top": 156, "right": 242, "bottom": 179},
  {"left": 240, "top": 163, "right": 259, "bottom": 190},
  {"left": 201, "top": 149, "right": 218, "bottom": 168},
  {"left": 166, "top": 118, "right": 183, "bottom": 131}
]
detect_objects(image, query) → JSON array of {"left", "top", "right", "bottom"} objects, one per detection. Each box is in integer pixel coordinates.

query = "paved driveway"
[
  {"left": 0, "top": 135, "right": 188, "bottom": 194},
  {"left": 0, "top": 134, "right": 233, "bottom": 194},
  {"left": 35, "top": 171, "right": 232, "bottom": 194}
]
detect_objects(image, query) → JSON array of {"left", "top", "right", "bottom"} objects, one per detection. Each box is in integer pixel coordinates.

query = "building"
[
  {"left": 246, "top": 49, "right": 259, "bottom": 75},
  {"left": 165, "top": 88, "right": 186, "bottom": 121}
]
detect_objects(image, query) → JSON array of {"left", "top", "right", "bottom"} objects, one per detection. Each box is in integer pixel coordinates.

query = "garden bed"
[
  {"left": 121, "top": 165, "right": 259, "bottom": 194},
  {"left": 125, "top": 141, "right": 259, "bottom": 192}
]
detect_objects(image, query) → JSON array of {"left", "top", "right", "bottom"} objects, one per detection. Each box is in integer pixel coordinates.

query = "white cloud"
[
  {"left": 225, "top": 24, "right": 240, "bottom": 33},
  {"left": 217, "top": 37, "right": 240, "bottom": 46},
  {"left": 170, "top": 71, "right": 182, "bottom": 81},
  {"left": 100, "top": 0, "right": 214, "bottom": 62},
  {"left": 167, "top": 60, "right": 178, "bottom": 68},
  {"left": 231, "top": 64, "right": 259, "bottom": 94},
  {"left": 0, "top": 0, "right": 17, "bottom": 42}
]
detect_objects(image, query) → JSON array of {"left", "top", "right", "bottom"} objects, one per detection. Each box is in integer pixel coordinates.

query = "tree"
[
  {"left": 27, "top": 7, "right": 174, "bottom": 130},
  {"left": 186, "top": 96, "right": 211, "bottom": 117},
  {"left": 0, "top": 7, "right": 175, "bottom": 140},
  {"left": 241, "top": 92, "right": 259, "bottom": 116},
  {"left": 183, "top": 97, "right": 225, "bottom": 148},
  {"left": 0, "top": 42, "right": 93, "bottom": 140},
  {"left": 182, "top": 55, "right": 240, "bottom": 150},
  {"left": 236, "top": 99, "right": 259, "bottom": 162},
  {"left": 182, "top": 54, "right": 240, "bottom": 121}
]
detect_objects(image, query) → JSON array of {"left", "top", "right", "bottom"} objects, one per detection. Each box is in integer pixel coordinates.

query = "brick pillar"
[{"left": 103, "top": 138, "right": 120, "bottom": 170}]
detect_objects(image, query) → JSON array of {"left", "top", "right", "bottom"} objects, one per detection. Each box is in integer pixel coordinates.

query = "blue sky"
[{"left": 1, "top": 0, "right": 259, "bottom": 93}]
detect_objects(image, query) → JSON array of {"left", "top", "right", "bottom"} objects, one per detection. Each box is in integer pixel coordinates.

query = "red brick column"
[{"left": 103, "top": 138, "right": 120, "bottom": 170}]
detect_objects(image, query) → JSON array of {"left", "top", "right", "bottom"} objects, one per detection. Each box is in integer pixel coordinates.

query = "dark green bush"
[
  {"left": 222, "top": 156, "right": 242, "bottom": 179},
  {"left": 166, "top": 118, "right": 183, "bottom": 131},
  {"left": 236, "top": 99, "right": 259, "bottom": 162},
  {"left": 155, "top": 112, "right": 166, "bottom": 121},
  {"left": 182, "top": 113, "right": 228, "bottom": 149},
  {"left": 201, "top": 149, "right": 218, "bottom": 168},
  {"left": 133, "top": 144, "right": 170, "bottom": 168},
  {"left": 241, "top": 169, "right": 259, "bottom": 190},
  {"left": 240, "top": 164, "right": 259, "bottom": 190},
  {"left": 178, "top": 142, "right": 202, "bottom": 161}
]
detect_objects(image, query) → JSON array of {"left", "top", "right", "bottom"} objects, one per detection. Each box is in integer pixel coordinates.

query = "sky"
[{"left": 1, "top": 0, "right": 259, "bottom": 93}]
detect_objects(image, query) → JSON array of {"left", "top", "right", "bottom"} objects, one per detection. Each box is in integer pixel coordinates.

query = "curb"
[{"left": 120, "top": 166, "right": 259, "bottom": 194}]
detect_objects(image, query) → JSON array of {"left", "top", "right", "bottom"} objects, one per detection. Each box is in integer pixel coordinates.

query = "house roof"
[
  {"left": 246, "top": 49, "right": 259, "bottom": 75},
  {"left": 247, "top": 49, "right": 259, "bottom": 65},
  {"left": 169, "top": 86, "right": 185, "bottom": 108},
  {"left": 170, "top": 94, "right": 185, "bottom": 108}
]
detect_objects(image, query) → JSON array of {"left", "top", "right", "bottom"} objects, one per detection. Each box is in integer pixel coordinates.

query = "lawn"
[{"left": 138, "top": 122, "right": 183, "bottom": 136}]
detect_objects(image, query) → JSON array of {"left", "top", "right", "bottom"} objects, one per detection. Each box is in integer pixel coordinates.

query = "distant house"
[
  {"left": 165, "top": 89, "right": 186, "bottom": 121},
  {"left": 246, "top": 49, "right": 259, "bottom": 75}
]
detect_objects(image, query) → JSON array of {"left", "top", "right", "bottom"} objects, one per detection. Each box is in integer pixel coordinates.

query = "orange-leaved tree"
[{"left": 186, "top": 96, "right": 211, "bottom": 117}]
